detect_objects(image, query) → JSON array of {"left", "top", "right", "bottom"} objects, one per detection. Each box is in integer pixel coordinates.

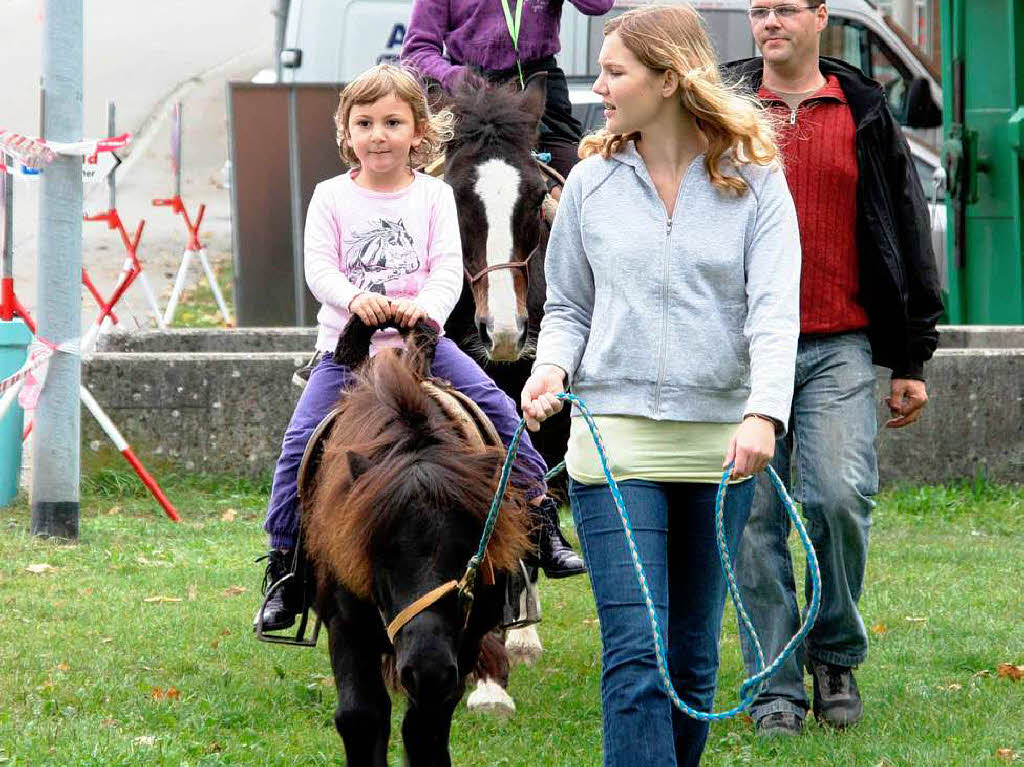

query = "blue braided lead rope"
[{"left": 475, "top": 392, "right": 822, "bottom": 721}]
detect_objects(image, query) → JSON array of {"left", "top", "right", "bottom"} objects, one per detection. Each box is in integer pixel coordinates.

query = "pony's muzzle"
[
  {"left": 398, "top": 650, "right": 459, "bottom": 704},
  {"left": 477, "top": 315, "right": 529, "bottom": 362}
]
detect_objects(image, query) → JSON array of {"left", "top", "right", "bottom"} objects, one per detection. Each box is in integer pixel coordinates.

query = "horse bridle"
[
  {"left": 462, "top": 158, "right": 562, "bottom": 289},
  {"left": 463, "top": 243, "right": 541, "bottom": 288}
]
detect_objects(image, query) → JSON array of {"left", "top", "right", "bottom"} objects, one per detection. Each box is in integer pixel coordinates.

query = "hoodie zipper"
[{"left": 653, "top": 216, "right": 672, "bottom": 413}]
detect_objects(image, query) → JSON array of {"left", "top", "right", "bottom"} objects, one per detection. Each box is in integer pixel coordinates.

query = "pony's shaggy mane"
[
  {"left": 305, "top": 350, "right": 531, "bottom": 600},
  {"left": 448, "top": 75, "right": 539, "bottom": 160}
]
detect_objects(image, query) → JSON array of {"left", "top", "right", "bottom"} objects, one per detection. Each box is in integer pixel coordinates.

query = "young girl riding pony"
[{"left": 256, "top": 64, "right": 583, "bottom": 632}]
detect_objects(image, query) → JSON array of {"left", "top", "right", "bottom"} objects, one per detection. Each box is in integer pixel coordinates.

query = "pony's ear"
[
  {"left": 346, "top": 451, "right": 373, "bottom": 481},
  {"left": 521, "top": 72, "right": 548, "bottom": 127}
]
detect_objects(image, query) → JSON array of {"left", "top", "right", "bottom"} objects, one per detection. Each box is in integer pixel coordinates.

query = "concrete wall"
[{"left": 81, "top": 327, "right": 1023, "bottom": 485}]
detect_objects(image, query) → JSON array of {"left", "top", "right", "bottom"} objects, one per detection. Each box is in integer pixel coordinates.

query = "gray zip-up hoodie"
[{"left": 534, "top": 141, "right": 800, "bottom": 431}]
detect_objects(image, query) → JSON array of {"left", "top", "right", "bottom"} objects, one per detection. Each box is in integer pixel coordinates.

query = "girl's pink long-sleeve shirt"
[{"left": 303, "top": 170, "right": 464, "bottom": 353}]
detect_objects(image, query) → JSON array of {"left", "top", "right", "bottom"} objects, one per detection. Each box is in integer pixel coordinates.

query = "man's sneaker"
[
  {"left": 754, "top": 711, "right": 803, "bottom": 737},
  {"left": 292, "top": 352, "right": 322, "bottom": 389},
  {"left": 808, "top": 659, "right": 863, "bottom": 727},
  {"left": 253, "top": 549, "right": 302, "bottom": 632}
]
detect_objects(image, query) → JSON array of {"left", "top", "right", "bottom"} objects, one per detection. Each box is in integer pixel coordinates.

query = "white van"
[{"left": 277, "top": 0, "right": 942, "bottom": 137}]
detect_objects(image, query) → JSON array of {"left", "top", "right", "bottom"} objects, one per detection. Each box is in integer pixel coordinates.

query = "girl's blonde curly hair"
[
  {"left": 334, "top": 64, "right": 454, "bottom": 169},
  {"left": 580, "top": 4, "right": 779, "bottom": 195}
]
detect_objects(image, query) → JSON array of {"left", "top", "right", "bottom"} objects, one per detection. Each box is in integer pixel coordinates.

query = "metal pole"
[
  {"left": 273, "top": 0, "right": 290, "bottom": 82},
  {"left": 32, "top": 0, "right": 83, "bottom": 540},
  {"left": 173, "top": 101, "right": 182, "bottom": 199},
  {"left": 1, "top": 152, "right": 12, "bottom": 290},
  {"left": 287, "top": 88, "right": 306, "bottom": 325},
  {"left": 107, "top": 101, "right": 116, "bottom": 211}
]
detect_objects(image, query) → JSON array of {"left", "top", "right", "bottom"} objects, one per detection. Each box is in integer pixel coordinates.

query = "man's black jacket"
[{"left": 723, "top": 55, "right": 943, "bottom": 379}]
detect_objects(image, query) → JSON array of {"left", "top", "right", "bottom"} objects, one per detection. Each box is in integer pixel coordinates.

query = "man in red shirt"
[{"left": 725, "top": 1, "right": 943, "bottom": 737}]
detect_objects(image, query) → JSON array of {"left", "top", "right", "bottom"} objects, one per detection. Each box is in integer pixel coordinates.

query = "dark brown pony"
[{"left": 304, "top": 318, "right": 531, "bottom": 766}]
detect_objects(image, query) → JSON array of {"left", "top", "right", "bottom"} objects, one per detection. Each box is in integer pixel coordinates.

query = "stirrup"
[{"left": 254, "top": 540, "right": 322, "bottom": 648}]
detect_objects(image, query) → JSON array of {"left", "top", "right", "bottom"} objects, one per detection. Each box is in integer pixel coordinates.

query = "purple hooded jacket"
[{"left": 401, "top": 0, "right": 615, "bottom": 91}]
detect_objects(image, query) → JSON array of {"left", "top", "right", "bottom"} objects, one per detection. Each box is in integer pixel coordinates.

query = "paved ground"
[
  {"left": 3, "top": 0, "right": 273, "bottom": 330},
  {"left": 2, "top": 2, "right": 275, "bottom": 488}
]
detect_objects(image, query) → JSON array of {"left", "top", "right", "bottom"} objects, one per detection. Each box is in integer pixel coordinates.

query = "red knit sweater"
[{"left": 759, "top": 75, "right": 869, "bottom": 334}]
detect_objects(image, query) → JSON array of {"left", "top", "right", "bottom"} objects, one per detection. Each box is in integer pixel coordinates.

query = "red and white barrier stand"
[
  {"left": 153, "top": 102, "right": 233, "bottom": 326},
  {"left": 82, "top": 104, "right": 165, "bottom": 333},
  {"left": 0, "top": 131, "right": 179, "bottom": 522},
  {"left": 81, "top": 208, "right": 164, "bottom": 331}
]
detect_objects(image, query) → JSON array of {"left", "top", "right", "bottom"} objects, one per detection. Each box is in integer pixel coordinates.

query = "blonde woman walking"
[{"left": 521, "top": 6, "right": 801, "bottom": 765}]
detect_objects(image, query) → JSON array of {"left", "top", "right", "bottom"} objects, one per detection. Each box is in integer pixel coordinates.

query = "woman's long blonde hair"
[
  {"left": 580, "top": 4, "right": 777, "bottom": 195},
  {"left": 334, "top": 64, "right": 454, "bottom": 169}
]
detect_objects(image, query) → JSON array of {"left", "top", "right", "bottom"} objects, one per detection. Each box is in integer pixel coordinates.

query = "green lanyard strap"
[{"left": 498, "top": 0, "right": 526, "bottom": 88}]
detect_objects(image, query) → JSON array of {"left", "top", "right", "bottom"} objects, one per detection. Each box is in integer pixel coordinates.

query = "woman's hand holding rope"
[{"left": 521, "top": 364, "right": 568, "bottom": 432}]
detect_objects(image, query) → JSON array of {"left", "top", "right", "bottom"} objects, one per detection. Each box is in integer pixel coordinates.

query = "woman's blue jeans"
[{"left": 569, "top": 477, "right": 755, "bottom": 767}]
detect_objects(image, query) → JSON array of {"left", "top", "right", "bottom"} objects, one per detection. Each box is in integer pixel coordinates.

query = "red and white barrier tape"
[
  {"left": 0, "top": 129, "right": 131, "bottom": 168},
  {"left": 0, "top": 337, "right": 80, "bottom": 416}
]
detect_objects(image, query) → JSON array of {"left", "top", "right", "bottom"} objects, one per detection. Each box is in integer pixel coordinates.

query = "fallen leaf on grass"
[
  {"left": 100, "top": 637, "right": 113, "bottom": 644},
  {"left": 943, "top": 683, "right": 963, "bottom": 691},
  {"left": 220, "top": 628, "right": 232, "bottom": 636},
  {"left": 220, "top": 508, "right": 238, "bottom": 522},
  {"left": 149, "top": 687, "right": 181, "bottom": 701},
  {"left": 106, "top": 506, "right": 120, "bottom": 516},
  {"left": 996, "top": 749, "right": 1017, "bottom": 762},
  {"left": 210, "top": 640, "right": 219, "bottom": 649},
  {"left": 870, "top": 623, "right": 887, "bottom": 636},
  {"left": 318, "top": 676, "right": 334, "bottom": 687},
  {"left": 55, "top": 663, "right": 67, "bottom": 672},
  {"left": 26, "top": 564, "right": 56, "bottom": 574},
  {"left": 997, "top": 664, "right": 1024, "bottom": 681},
  {"left": 143, "top": 596, "right": 182, "bottom": 604},
  {"left": 100, "top": 718, "right": 119, "bottom": 727},
  {"left": 222, "top": 586, "right": 247, "bottom": 597}
]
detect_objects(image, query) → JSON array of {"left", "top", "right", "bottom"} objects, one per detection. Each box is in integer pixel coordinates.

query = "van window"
[
  {"left": 821, "top": 20, "right": 866, "bottom": 70},
  {"left": 868, "top": 35, "right": 913, "bottom": 119},
  {"left": 820, "top": 19, "right": 914, "bottom": 121}
]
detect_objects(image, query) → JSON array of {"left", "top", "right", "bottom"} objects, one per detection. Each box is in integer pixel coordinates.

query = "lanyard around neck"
[{"left": 498, "top": 0, "right": 526, "bottom": 88}]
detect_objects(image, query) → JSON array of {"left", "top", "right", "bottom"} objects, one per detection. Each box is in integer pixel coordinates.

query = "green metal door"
[{"left": 942, "top": 0, "right": 1024, "bottom": 323}]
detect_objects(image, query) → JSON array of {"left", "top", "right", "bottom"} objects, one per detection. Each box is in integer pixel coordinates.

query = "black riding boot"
[
  {"left": 531, "top": 497, "right": 586, "bottom": 579},
  {"left": 253, "top": 549, "right": 302, "bottom": 631}
]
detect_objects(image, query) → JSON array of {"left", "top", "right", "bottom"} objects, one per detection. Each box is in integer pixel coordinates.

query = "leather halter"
[
  {"left": 423, "top": 154, "right": 562, "bottom": 289},
  {"left": 463, "top": 244, "right": 540, "bottom": 287},
  {"left": 382, "top": 379, "right": 499, "bottom": 645}
]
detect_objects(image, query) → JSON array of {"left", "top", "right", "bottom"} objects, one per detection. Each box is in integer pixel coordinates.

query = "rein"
[{"left": 482, "top": 393, "right": 823, "bottom": 721}]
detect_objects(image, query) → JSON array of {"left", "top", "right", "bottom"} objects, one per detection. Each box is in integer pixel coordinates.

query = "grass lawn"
[{"left": 0, "top": 475, "right": 1021, "bottom": 766}]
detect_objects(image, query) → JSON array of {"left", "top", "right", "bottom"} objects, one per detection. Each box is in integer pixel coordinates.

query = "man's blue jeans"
[
  {"left": 570, "top": 477, "right": 755, "bottom": 767},
  {"left": 736, "top": 331, "right": 878, "bottom": 723}
]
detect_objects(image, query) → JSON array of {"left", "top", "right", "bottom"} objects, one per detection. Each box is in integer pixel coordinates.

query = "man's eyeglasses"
[{"left": 748, "top": 4, "right": 820, "bottom": 23}]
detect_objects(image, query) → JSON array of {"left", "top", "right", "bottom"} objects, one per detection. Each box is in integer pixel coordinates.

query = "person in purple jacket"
[{"left": 401, "top": 0, "right": 614, "bottom": 178}]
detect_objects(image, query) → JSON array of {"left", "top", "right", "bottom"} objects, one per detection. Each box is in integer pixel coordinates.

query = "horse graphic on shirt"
[{"left": 345, "top": 218, "right": 420, "bottom": 295}]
